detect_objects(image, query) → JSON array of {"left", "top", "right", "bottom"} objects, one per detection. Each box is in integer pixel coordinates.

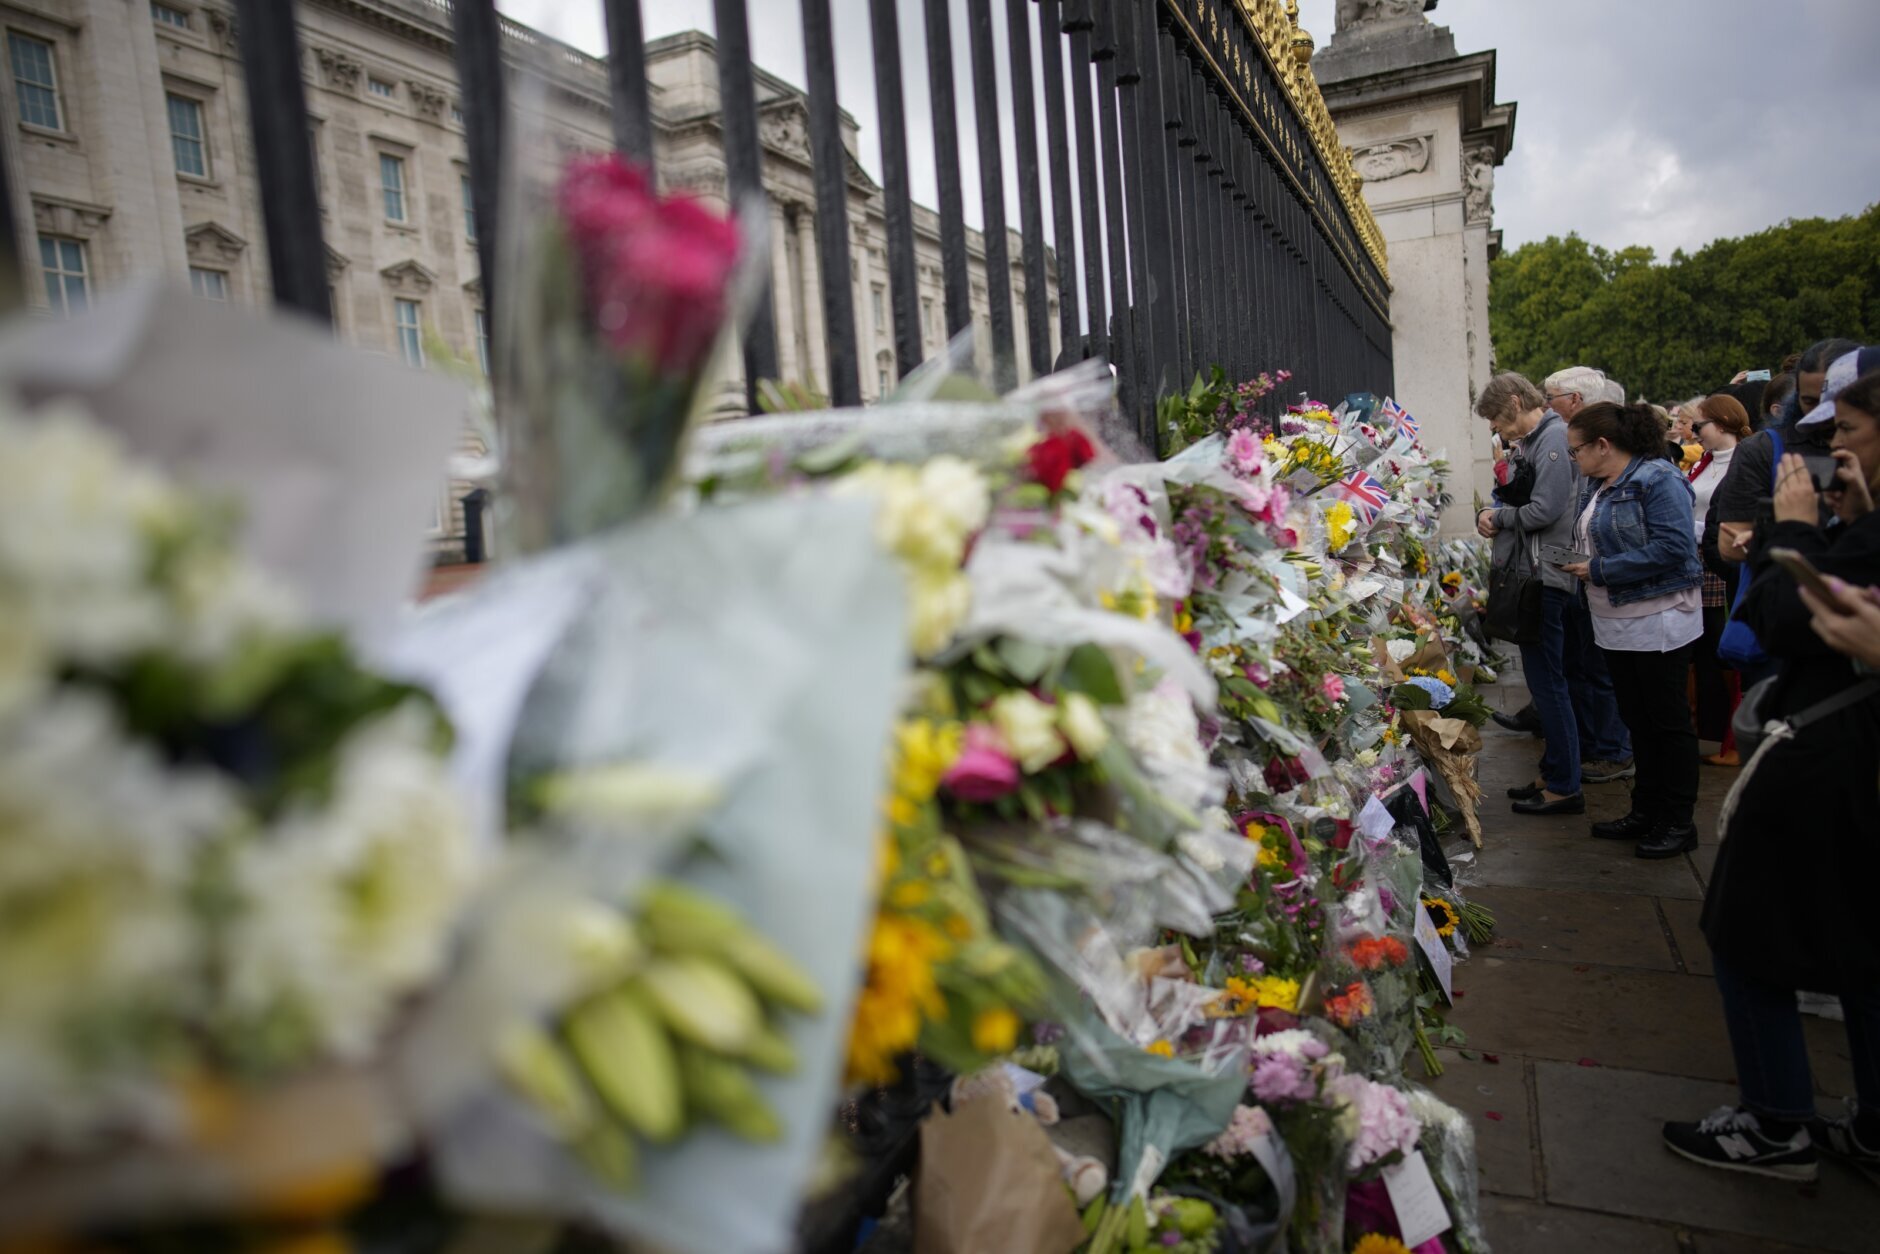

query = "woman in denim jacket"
[{"left": 1559, "top": 403, "right": 1705, "bottom": 858}]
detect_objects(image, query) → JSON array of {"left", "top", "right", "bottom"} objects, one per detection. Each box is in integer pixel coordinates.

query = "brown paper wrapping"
[{"left": 915, "top": 1098, "right": 1085, "bottom": 1254}]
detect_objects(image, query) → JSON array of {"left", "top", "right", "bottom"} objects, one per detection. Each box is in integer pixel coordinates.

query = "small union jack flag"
[
  {"left": 1380, "top": 398, "right": 1420, "bottom": 447},
  {"left": 1338, "top": 469, "right": 1391, "bottom": 527}
]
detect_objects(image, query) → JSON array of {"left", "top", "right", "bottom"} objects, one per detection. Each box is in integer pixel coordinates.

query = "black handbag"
[{"left": 1484, "top": 529, "right": 1544, "bottom": 645}]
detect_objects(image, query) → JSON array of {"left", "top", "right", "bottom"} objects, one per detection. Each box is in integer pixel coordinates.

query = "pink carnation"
[
  {"left": 1321, "top": 673, "right": 1346, "bottom": 703},
  {"left": 941, "top": 724, "right": 1022, "bottom": 802},
  {"left": 1250, "top": 1052, "right": 1318, "bottom": 1104},
  {"left": 1203, "top": 1104, "right": 1276, "bottom": 1160},
  {"left": 1226, "top": 428, "right": 1263, "bottom": 477},
  {"left": 1331, "top": 1074, "right": 1421, "bottom": 1170}
]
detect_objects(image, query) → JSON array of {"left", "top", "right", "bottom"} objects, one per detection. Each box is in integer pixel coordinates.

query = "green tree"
[{"left": 1488, "top": 206, "right": 1880, "bottom": 400}]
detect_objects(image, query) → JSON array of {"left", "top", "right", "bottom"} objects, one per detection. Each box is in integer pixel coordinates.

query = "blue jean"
[
  {"left": 1564, "top": 594, "right": 1630, "bottom": 761},
  {"left": 1714, "top": 953, "right": 1880, "bottom": 1122},
  {"left": 1518, "top": 588, "right": 1583, "bottom": 795}
]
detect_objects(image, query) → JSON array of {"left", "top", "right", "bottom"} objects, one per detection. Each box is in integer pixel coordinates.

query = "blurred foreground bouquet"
[
  {"left": 498, "top": 154, "right": 760, "bottom": 552},
  {"left": 0, "top": 402, "right": 475, "bottom": 1169}
]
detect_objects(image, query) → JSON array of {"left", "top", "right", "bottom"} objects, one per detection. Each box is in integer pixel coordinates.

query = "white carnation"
[
  {"left": 1058, "top": 691, "right": 1111, "bottom": 760},
  {"left": 227, "top": 704, "right": 476, "bottom": 1059},
  {"left": 990, "top": 690, "right": 1067, "bottom": 774}
]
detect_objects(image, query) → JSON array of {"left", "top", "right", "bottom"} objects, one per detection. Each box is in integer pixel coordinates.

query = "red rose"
[
  {"left": 1026, "top": 428, "right": 1096, "bottom": 494},
  {"left": 558, "top": 155, "right": 742, "bottom": 375}
]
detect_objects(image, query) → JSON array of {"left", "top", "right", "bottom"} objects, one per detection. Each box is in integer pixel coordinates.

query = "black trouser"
[
  {"left": 1693, "top": 603, "right": 1735, "bottom": 743},
  {"left": 1602, "top": 643, "right": 1699, "bottom": 828}
]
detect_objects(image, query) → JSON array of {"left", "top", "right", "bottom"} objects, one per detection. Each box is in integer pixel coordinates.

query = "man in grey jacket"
[{"left": 1475, "top": 371, "right": 1632, "bottom": 816}]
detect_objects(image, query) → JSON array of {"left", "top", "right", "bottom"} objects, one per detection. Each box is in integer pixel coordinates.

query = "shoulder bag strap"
[{"left": 1787, "top": 677, "right": 1880, "bottom": 733}]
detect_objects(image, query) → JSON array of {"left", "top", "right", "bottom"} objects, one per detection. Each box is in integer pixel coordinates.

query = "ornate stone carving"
[
  {"left": 379, "top": 258, "right": 436, "bottom": 296},
  {"left": 32, "top": 196, "right": 110, "bottom": 239},
  {"left": 1334, "top": 0, "right": 1437, "bottom": 32},
  {"left": 407, "top": 80, "right": 449, "bottom": 121},
  {"left": 314, "top": 46, "right": 363, "bottom": 93},
  {"left": 759, "top": 104, "right": 810, "bottom": 160},
  {"left": 665, "top": 166, "right": 728, "bottom": 200},
  {"left": 184, "top": 220, "right": 247, "bottom": 265},
  {"left": 205, "top": 9, "right": 239, "bottom": 55},
  {"left": 1351, "top": 135, "right": 1431, "bottom": 182},
  {"left": 1464, "top": 143, "right": 1496, "bottom": 224},
  {"left": 325, "top": 245, "right": 349, "bottom": 283}
]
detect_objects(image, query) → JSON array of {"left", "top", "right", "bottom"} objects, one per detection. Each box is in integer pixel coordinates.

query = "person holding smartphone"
[
  {"left": 1556, "top": 403, "right": 1705, "bottom": 857},
  {"left": 1662, "top": 368, "right": 1880, "bottom": 1182}
]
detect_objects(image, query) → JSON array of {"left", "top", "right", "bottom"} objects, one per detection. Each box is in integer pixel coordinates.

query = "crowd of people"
[{"left": 1475, "top": 342, "right": 1880, "bottom": 1186}]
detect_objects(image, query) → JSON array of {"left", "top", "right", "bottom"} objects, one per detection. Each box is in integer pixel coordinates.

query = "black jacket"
[
  {"left": 1700, "top": 420, "right": 1836, "bottom": 574},
  {"left": 1701, "top": 511, "right": 1880, "bottom": 990}
]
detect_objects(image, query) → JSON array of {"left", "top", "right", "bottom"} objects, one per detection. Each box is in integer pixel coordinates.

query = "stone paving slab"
[
  {"left": 1465, "top": 885, "right": 1679, "bottom": 972},
  {"left": 1421, "top": 1049, "right": 1538, "bottom": 1199},
  {"left": 1465, "top": 830, "right": 1707, "bottom": 899},
  {"left": 1479, "top": 1195, "right": 1682, "bottom": 1254},
  {"left": 1658, "top": 896, "right": 1715, "bottom": 976},
  {"left": 1532, "top": 1061, "right": 1876, "bottom": 1253}
]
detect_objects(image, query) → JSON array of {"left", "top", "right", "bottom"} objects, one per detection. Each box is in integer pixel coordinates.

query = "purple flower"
[{"left": 1250, "top": 1052, "right": 1318, "bottom": 1104}]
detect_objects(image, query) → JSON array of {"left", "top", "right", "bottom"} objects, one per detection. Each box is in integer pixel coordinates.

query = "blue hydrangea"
[{"left": 1404, "top": 675, "right": 1455, "bottom": 709}]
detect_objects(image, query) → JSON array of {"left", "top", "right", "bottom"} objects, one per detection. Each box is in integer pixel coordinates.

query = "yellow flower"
[
  {"left": 971, "top": 1007, "right": 1022, "bottom": 1054},
  {"left": 888, "top": 880, "right": 932, "bottom": 909},
  {"left": 1173, "top": 606, "right": 1194, "bottom": 636},
  {"left": 1250, "top": 975, "right": 1300, "bottom": 1012},
  {"left": 846, "top": 914, "right": 952, "bottom": 1086},
  {"left": 1326, "top": 501, "right": 1357, "bottom": 550},
  {"left": 1256, "top": 843, "right": 1283, "bottom": 871},
  {"left": 1436, "top": 669, "right": 1457, "bottom": 686},
  {"left": 893, "top": 718, "right": 962, "bottom": 805},
  {"left": 1350, "top": 1236, "right": 1413, "bottom": 1254},
  {"left": 1145, "top": 1040, "right": 1175, "bottom": 1058}
]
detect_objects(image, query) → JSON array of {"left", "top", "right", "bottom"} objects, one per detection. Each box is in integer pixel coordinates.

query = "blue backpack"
[{"left": 1716, "top": 429, "right": 1783, "bottom": 668}]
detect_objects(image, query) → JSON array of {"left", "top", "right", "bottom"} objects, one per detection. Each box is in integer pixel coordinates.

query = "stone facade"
[
  {"left": 0, "top": 1, "right": 1053, "bottom": 554},
  {"left": 1314, "top": 2, "right": 1514, "bottom": 536}
]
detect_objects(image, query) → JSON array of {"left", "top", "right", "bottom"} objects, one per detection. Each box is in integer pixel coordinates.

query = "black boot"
[
  {"left": 1591, "top": 812, "right": 1653, "bottom": 840},
  {"left": 1636, "top": 822, "right": 1698, "bottom": 860}
]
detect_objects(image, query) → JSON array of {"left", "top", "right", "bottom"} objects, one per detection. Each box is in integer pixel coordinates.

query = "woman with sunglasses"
[
  {"left": 1557, "top": 402, "right": 1705, "bottom": 858},
  {"left": 1690, "top": 395, "right": 1754, "bottom": 764}
]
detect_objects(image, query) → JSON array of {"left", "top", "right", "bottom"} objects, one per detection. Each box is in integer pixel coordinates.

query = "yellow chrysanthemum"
[
  {"left": 1350, "top": 1236, "right": 1413, "bottom": 1254},
  {"left": 1436, "top": 669, "right": 1457, "bottom": 686},
  {"left": 846, "top": 914, "right": 952, "bottom": 1086},
  {"left": 893, "top": 718, "right": 962, "bottom": 806},
  {"left": 971, "top": 1007, "right": 1022, "bottom": 1054},
  {"left": 1145, "top": 1040, "right": 1175, "bottom": 1058},
  {"left": 1256, "top": 843, "right": 1284, "bottom": 871},
  {"left": 1249, "top": 975, "right": 1300, "bottom": 1012},
  {"left": 1326, "top": 501, "right": 1357, "bottom": 551}
]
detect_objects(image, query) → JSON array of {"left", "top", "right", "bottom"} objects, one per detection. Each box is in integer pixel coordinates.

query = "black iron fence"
[{"left": 5, "top": 0, "right": 1394, "bottom": 441}]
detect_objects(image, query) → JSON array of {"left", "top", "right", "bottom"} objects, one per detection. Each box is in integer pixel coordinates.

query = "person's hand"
[
  {"left": 1824, "top": 448, "right": 1875, "bottom": 524},
  {"left": 1719, "top": 521, "right": 1753, "bottom": 563},
  {"left": 1560, "top": 561, "right": 1592, "bottom": 582},
  {"left": 1730, "top": 370, "right": 1751, "bottom": 386},
  {"left": 1799, "top": 577, "right": 1880, "bottom": 669},
  {"left": 1476, "top": 509, "right": 1499, "bottom": 539},
  {"left": 1773, "top": 453, "right": 1821, "bottom": 524}
]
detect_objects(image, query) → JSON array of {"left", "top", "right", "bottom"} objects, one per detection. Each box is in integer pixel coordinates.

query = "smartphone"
[
  {"left": 1540, "top": 544, "right": 1591, "bottom": 567},
  {"left": 1745, "top": 369, "right": 1772, "bottom": 383},
  {"left": 1798, "top": 450, "right": 1842, "bottom": 492},
  {"left": 1768, "top": 547, "right": 1854, "bottom": 613}
]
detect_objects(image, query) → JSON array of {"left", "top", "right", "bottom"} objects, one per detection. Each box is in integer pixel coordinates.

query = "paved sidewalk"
[{"left": 1421, "top": 676, "right": 1874, "bottom": 1253}]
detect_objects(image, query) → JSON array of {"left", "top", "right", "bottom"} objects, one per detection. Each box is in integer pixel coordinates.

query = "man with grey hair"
[
  {"left": 1543, "top": 366, "right": 1608, "bottom": 420},
  {"left": 1506, "top": 364, "right": 1635, "bottom": 784}
]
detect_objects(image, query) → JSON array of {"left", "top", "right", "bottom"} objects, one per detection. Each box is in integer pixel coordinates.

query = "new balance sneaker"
[
  {"left": 1581, "top": 757, "right": 1637, "bottom": 784},
  {"left": 1662, "top": 1106, "right": 1818, "bottom": 1181},
  {"left": 1811, "top": 1101, "right": 1880, "bottom": 1181}
]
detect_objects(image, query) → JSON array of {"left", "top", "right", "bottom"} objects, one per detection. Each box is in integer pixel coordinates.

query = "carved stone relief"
[
  {"left": 184, "top": 220, "right": 247, "bottom": 265},
  {"left": 1351, "top": 135, "right": 1431, "bottom": 183},
  {"left": 1464, "top": 143, "right": 1496, "bottom": 224},
  {"left": 32, "top": 197, "right": 110, "bottom": 239},
  {"left": 314, "top": 47, "right": 363, "bottom": 93},
  {"left": 759, "top": 105, "right": 810, "bottom": 160},
  {"left": 379, "top": 258, "right": 436, "bottom": 296},
  {"left": 1335, "top": 0, "right": 1436, "bottom": 31},
  {"left": 205, "top": 9, "right": 239, "bottom": 56},
  {"left": 407, "top": 80, "right": 449, "bottom": 121},
  {"left": 324, "top": 245, "right": 349, "bottom": 283}
]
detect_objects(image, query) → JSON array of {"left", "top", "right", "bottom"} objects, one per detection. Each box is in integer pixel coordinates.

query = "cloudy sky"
[{"left": 498, "top": 0, "right": 1880, "bottom": 261}]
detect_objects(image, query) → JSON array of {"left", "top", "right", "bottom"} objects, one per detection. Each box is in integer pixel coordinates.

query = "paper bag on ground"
[{"left": 916, "top": 1098, "right": 1084, "bottom": 1254}]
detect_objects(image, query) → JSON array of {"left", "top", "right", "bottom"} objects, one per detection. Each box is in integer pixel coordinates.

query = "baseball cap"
[{"left": 1797, "top": 346, "right": 1880, "bottom": 426}]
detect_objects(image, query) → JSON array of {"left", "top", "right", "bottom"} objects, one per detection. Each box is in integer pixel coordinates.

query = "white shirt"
[
  {"left": 1687, "top": 445, "right": 1735, "bottom": 539},
  {"left": 1576, "top": 492, "right": 1704, "bottom": 653}
]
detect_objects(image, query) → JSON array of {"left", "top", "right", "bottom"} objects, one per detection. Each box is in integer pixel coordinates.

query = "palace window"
[
  {"left": 9, "top": 34, "right": 62, "bottom": 131},
  {"left": 394, "top": 298, "right": 423, "bottom": 366},
  {"left": 189, "top": 267, "right": 228, "bottom": 301},
  {"left": 38, "top": 236, "right": 87, "bottom": 316},
  {"left": 872, "top": 284, "right": 886, "bottom": 335},
  {"left": 368, "top": 77, "right": 396, "bottom": 100},
  {"left": 461, "top": 174, "right": 475, "bottom": 243},
  {"left": 475, "top": 308, "right": 490, "bottom": 375},
  {"left": 379, "top": 153, "right": 406, "bottom": 222},
  {"left": 151, "top": 4, "right": 190, "bottom": 30},
  {"left": 167, "top": 93, "right": 207, "bottom": 178}
]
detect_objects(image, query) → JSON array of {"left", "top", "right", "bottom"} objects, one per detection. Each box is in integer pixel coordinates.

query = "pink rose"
[
  {"left": 1320, "top": 673, "right": 1345, "bottom": 703},
  {"left": 941, "top": 724, "right": 1022, "bottom": 802},
  {"left": 558, "top": 155, "right": 742, "bottom": 375}
]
